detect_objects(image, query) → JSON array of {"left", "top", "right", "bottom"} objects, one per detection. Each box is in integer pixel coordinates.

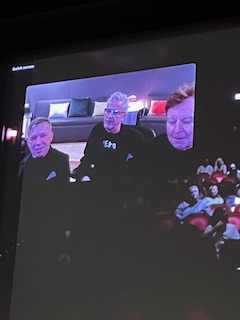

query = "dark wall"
[{"left": 1, "top": 1, "right": 240, "bottom": 63}]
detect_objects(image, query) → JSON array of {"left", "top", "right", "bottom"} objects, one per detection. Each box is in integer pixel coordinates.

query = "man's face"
[
  {"left": 27, "top": 121, "right": 53, "bottom": 158},
  {"left": 188, "top": 185, "right": 199, "bottom": 199},
  {"left": 166, "top": 97, "right": 194, "bottom": 150},
  {"left": 103, "top": 99, "right": 126, "bottom": 133}
]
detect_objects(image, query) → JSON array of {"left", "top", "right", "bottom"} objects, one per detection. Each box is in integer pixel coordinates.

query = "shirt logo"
[{"left": 103, "top": 139, "right": 117, "bottom": 149}]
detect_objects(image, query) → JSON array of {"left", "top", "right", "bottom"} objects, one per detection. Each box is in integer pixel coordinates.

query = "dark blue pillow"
[{"left": 68, "top": 97, "right": 90, "bottom": 117}]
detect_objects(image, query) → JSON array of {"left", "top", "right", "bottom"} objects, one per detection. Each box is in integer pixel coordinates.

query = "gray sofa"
[
  {"left": 32, "top": 97, "right": 105, "bottom": 142},
  {"left": 30, "top": 95, "right": 167, "bottom": 143},
  {"left": 24, "top": 63, "right": 196, "bottom": 143}
]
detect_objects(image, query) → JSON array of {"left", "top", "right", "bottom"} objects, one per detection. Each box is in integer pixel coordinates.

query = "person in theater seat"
[{"left": 175, "top": 184, "right": 212, "bottom": 220}]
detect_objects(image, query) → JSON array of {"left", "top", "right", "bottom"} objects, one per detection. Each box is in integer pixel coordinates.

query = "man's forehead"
[
  {"left": 168, "top": 97, "right": 194, "bottom": 115},
  {"left": 30, "top": 122, "right": 50, "bottom": 133}
]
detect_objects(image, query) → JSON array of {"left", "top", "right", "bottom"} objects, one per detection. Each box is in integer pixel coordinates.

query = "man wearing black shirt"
[
  {"left": 72, "top": 91, "right": 145, "bottom": 187},
  {"left": 19, "top": 117, "right": 70, "bottom": 185},
  {"left": 143, "top": 83, "right": 198, "bottom": 207}
]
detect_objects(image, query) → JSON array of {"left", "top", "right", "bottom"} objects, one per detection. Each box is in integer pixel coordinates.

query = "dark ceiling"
[{"left": 1, "top": 1, "right": 240, "bottom": 62}]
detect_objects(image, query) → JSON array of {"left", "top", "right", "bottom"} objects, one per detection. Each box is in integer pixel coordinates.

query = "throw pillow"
[
  {"left": 149, "top": 100, "right": 167, "bottom": 115},
  {"left": 92, "top": 101, "right": 107, "bottom": 116},
  {"left": 68, "top": 97, "right": 90, "bottom": 117},
  {"left": 48, "top": 102, "right": 70, "bottom": 118}
]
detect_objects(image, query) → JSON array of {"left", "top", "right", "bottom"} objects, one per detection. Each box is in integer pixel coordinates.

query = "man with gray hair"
[
  {"left": 19, "top": 116, "right": 70, "bottom": 184},
  {"left": 72, "top": 91, "right": 145, "bottom": 185}
]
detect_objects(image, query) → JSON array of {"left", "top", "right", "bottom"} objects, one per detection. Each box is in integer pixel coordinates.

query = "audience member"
[
  {"left": 205, "top": 184, "right": 224, "bottom": 206},
  {"left": 18, "top": 116, "right": 71, "bottom": 184},
  {"left": 196, "top": 158, "right": 214, "bottom": 176},
  {"left": 201, "top": 206, "right": 240, "bottom": 258},
  {"left": 225, "top": 183, "right": 240, "bottom": 209},
  {"left": 175, "top": 184, "right": 212, "bottom": 220},
  {"left": 213, "top": 157, "right": 227, "bottom": 175},
  {"left": 72, "top": 91, "right": 145, "bottom": 189},
  {"left": 226, "top": 162, "right": 240, "bottom": 182}
]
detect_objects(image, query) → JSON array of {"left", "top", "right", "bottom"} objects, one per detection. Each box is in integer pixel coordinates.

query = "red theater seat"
[
  {"left": 233, "top": 204, "right": 240, "bottom": 213},
  {"left": 211, "top": 172, "right": 227, "bottom": 183},
  {"left": 210, "top": 203, "right": 231, "bottom": 214},
  {"left": 228, "top": 213, "right": 240, "bottom": 231},
  {"left": 183, "top": 212, "right": 210, "bottom": 232},
  {"left": 155, "top": 212, "right": 176, "bottom": 231},
  {"left": 196, "top": 172, "right": 210, "bottom": 182},
  {"left": 221, "top": 176, "right": 237, "bottom": 184}
]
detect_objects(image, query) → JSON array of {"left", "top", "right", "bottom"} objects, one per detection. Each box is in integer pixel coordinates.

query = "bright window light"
[{"left": 234, "top": 93, "right": 240, "bottom": 100}]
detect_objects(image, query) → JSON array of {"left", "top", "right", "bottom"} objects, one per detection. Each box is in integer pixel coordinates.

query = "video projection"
[{"left": 3, "top": 23, "right": 240, "bottom": 320}]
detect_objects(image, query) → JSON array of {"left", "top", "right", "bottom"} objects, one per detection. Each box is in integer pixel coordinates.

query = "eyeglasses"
[{"left": 104, "top": 109, "right": 125, "bottom": 117}]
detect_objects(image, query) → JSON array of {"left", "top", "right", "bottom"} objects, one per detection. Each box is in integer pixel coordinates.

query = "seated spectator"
[
  {"left": 226, "top": 162, "right": 240, "bottom": 182},
  {"left": 175, "top": 184, "right": 212, "bottom": 220},
  {"left": 205, "top": 184, "right": 224, "bottom": 206},
  {"left": 196, "top": 158, "right": 214, "bottom": 176},
  {"left": 213, "top": 157, "right": 227, "bottom": 175},
  {"left": 225, "top": 183, "right": 240, "bottom": 209},
  {"left": 201, "top": 206, "right": 240, "bottom": 258}
]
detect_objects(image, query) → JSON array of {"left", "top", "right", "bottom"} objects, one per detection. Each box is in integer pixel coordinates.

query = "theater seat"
[
  {"left": 234, "top": 204, "right": 240, "bottom": 213},
  {"left": 183, "top": 212, "right": 210, "bottom": 232},
  {"left": 211, "top": 172, "right": 227, "bottom": 183},
  {"left": 228, "top": 213, "right": 240, "bottom": 231},
  {"left": 196, "top": 172, "right": 210, "bottom": 182},
  {"left": 210, "top": 203, "right": 231, "bottom": 214},
  {"left": 221, "top": 176, "right": 237, "bottom": 184}
]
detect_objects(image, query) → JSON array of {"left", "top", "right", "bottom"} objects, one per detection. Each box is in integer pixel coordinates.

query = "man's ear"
[
  {"left": 50, "top": 130, "right": 54, "bottom": 142},
  {"left": 121, "top": 112, "right": 126, "bottom": 122}
]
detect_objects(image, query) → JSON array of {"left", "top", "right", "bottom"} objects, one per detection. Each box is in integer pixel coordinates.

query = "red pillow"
[{"left": 150, "top": 100, "right": 167, "bottom": 115}]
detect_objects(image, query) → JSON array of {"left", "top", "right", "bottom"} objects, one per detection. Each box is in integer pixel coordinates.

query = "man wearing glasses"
[{"left": 72, "top": 91, "right": 145, "bottom": 187}]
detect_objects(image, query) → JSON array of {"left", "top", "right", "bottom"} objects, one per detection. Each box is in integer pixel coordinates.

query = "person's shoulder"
[
  {"left": 120, "top": 125, "right": 146, "bottom": 141},
  {"left": 50, "top": 147, "right": 69, "bottom": 160},
  {"left": 146, "top": 132, "right": 167, "bottom": 145},
  {"left": 20, "top": 153, "right": 31, "bottom": 164},
  {"left": 121, "top": 124, "right": 140, "bottom": 134},
  {"left": 93, "top": 122, "right": 103, "bottom": 130},
  {"left": 88, "top": 122, "right": 104, "bottom": 136}
]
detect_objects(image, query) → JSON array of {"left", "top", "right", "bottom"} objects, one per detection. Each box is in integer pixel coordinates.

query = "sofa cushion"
[
  {"left": 149, "top": 100, "right": 167, "bottom": 115},
  {"left": 92, "top": 101, "right": 107, "bottom": 116},
  {"left": 68, "top": 97, "right": 90, "bottom": 117},
  {"left": 48, "top": 102, "right": 70, "bottom": 118},
  {"left": 34, "top": 99, "right": 71, "bottom": 118}
]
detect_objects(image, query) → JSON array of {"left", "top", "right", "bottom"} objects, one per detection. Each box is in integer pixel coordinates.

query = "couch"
[
  {"left": 31, "top": 97, "right": 106, "bottom": 142},
  {"left": 138, "top": 94, "right": 167, "bottom": 136},
  {"left": 24, "top": 63, "right": 196, "bottom": 143},
  {"left": 29, "top": 95, "right": 167, "bottom": 143}
]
